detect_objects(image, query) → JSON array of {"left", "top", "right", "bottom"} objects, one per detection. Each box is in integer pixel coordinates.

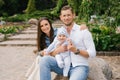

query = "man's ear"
[
  {"left": 59, "top": 15, "right": 62, "bottom": 20},
  {"left": 59, "top": 15, "right": 63, "bottom": 21},
  {"left": 73, "top": 13, "right": 76, "bottom": 19}
]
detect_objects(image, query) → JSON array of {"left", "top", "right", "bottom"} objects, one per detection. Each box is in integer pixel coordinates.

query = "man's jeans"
[{"left": 40, "top": 56, "right": 89, "bottom": 80}]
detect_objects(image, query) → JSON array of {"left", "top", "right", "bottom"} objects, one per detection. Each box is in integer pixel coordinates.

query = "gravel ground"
[
  {"left": 98, "top": 56, "right": 120, "bottom": 80},
  {"left": 0, "top": 46, "right": 119, "bottom": 80},
  {"left": 0, "top": 46, "right": 36, "bottom": 80}
]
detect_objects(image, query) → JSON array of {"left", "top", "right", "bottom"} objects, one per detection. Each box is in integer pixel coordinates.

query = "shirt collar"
[
  {"left": 72, "top": 23, "right": 78, "bottom": 31},
  {"left": 61, "top": 22, "right": 79, "bottom": 31}
]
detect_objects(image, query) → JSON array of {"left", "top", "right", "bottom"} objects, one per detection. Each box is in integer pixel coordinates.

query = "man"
[{"left": 40, "top": 5, "right": 96, "bottom": 80}]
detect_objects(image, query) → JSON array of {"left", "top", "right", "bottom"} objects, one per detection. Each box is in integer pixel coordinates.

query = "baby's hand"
[{"left": 67, "top": 38, "right": 72, "bottom": 45}]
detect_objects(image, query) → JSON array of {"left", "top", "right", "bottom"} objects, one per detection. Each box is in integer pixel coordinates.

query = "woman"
[
  {"left": 26, "top": 17, "right": 58, "bottom": 80},
  {"left": 33, "top": 17, "right": 57, "bottom": 55},
  {"left": 26, "top": 17, "right": 87, "bottom": 80}
]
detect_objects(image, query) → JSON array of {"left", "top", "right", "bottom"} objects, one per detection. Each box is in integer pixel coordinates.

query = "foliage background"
[{"left": 0, "top": 0, "right": 120, "bottom": 51}]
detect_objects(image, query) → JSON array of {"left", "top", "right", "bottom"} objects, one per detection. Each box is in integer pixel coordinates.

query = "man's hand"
[
  {"left": 50, "top": 44, "right": 67, "bottom": 56},
  {"left": 67, "top": 39, "right": 89, "bottom": 58},
  {"left": 56, "top": 45, "right": 68, "bottom": 53},
  {"left": 67, "top": 39, "right": 77, "bottom": 53}
]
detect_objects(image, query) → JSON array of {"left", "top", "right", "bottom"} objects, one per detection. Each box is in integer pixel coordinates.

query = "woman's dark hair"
[{"left": 37, "top": 17, "right": 54, "bottom": 51}]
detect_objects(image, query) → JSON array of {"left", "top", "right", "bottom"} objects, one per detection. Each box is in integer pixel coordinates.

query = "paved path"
[
  {"left": 0, "top": 21, "right": 63, "bottom": 80},
  {"left": 0, "top": 25, "right": 37, "bottom": 80}
]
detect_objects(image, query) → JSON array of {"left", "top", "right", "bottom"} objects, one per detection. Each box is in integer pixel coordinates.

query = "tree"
[
  {"left": 0, "top": 0, "right": 28, "bottom": 16},
  {"left": 0, "top": 0, "right": 4, "bottom": 8},
  {"left": 78, "top": 0, "right": 92, "bottom": 22},
  {"left": 67, "top": 0, "right": 82, "bottom": 15},
  {"left": 51, "top": 0, "right": 67, "bottom": 18},
  {"left": 35, "top": 0, "right": 56, "bottom": 10},
  {"left": 25, "top": 0, "right": 36, "bottom": 14},
  {"left": 105, "top": 0, "right": 120, "bottom": 26}
]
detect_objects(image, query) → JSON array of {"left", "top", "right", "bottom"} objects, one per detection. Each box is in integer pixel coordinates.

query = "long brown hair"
[{"left": 37, "top": 17, "right": 54, "bottom": 51}]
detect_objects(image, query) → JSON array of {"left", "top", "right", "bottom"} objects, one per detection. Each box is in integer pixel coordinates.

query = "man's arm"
[
  {"left": 67, "top": 30, "right": 96, "bottom": 58},
  {"left": 67, "top": 39, "right": 89, "bottom": 58},
  {"left": 50, "top": 44, "right": 68, "bottom": 56}
]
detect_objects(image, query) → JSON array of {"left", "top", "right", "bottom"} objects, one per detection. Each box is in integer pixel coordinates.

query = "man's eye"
[{"left": 63, "top": 15, "right": 66, "bottom": 17}]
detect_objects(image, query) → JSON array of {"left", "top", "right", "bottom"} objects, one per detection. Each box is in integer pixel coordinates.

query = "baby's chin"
[{"left": 59, "top": 40, "right": 65, "bottom": 43}]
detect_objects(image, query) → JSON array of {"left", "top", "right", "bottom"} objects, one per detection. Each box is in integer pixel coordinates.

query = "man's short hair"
[{"left": 60, "top": 5, "right": 74, "bottom": 14}]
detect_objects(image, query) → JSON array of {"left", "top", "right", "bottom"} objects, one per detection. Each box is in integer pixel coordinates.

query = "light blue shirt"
[
  {"left": 54, "top": 23, "right": 96, "bottom": 67},
  {"left": 45, "top": 28, "right": 57, "bottom": 47}
]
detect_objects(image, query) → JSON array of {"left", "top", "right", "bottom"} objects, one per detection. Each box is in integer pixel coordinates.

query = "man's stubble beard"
[{"left": 64, "top": 20, "right": 73, "bottom": 27}]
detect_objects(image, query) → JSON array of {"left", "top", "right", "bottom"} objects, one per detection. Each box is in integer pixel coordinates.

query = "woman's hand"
[
  {"left": 80, "top": 24, "right": 88, "bottom": 30},
  {"left": 38, "top": 49, "right": 47, "bottom": 56},
  {"left": 38, "top": 50, "right": 44, "bottom": 56}
]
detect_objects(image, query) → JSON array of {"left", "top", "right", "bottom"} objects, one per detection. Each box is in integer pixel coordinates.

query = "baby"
[{"left": 45, "top": 29, "right": 70, "bottom": 80}]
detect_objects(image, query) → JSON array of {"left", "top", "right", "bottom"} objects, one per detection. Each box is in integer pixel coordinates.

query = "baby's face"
[{"left": 57, "top": 34, "right": 67, "bottom": 42}]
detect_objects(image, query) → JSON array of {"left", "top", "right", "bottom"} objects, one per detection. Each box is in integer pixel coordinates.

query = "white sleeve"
[
  {"left": 45, "top": 37, "right": 58, "bottom": 54},
  {"left": 83, "top": 30, "right": 96, "bottom": 58}
]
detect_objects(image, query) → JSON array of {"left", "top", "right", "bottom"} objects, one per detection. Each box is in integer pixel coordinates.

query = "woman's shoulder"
[
  {"left": 53, "top": 27, "right": 65, "bottom": 36},
  {"left": 53, "top": 28, "right": 58, "bottom": 36},
  {"left": 53, "top": 27, "right": 58, "bottom": 32}
]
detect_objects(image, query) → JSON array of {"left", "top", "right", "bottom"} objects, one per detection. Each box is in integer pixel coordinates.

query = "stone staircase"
[
  {"left": 0, "top": 20, "right": 63, "bottom": 47},
  {"left": 0, "top": 25, "right": 37, "bottom": 46}
]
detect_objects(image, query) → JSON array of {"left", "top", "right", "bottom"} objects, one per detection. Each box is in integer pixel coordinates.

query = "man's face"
[{"left": 60, "top": 9, "right": 75, "bottom": 26}]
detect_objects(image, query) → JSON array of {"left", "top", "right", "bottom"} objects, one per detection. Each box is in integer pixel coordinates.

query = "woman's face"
[{"left": 39, "top": 20, "right": 51, "bottom": 36}]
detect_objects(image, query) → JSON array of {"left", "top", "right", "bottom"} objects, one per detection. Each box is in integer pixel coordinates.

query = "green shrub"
[
  {"left": 90, "top": 25, "right": 120, "bottom": 51},
  {"left": 0, "top": 26, "right": 17, "bottom": 40},
  {"left": 3, "top": 10, "right": 52, "bottom": 22},
  {"left": 3, "top": 14, "right": 29, "bottom": 22},
  {"left": 0, "top": 25, "right": 27, "bottom": 40}
]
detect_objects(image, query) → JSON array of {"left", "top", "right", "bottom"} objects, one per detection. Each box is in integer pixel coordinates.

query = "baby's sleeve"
[{"left": 45, "top": 38, "right": 57, "bottom": 54}]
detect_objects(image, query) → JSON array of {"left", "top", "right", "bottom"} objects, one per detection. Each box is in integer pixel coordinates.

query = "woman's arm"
[{"left": 80, "top": 24, "right": 88, "bottom": 30}]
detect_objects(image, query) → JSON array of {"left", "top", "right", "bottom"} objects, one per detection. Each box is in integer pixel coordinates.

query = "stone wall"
[{"left": 53, "top": 57, "right": 112, "bottom": 80}]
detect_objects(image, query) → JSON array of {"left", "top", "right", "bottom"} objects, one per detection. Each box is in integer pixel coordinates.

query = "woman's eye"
[
  {"left": 40, "top": 25, "right": 43, "bottom": 27},
  {"left": 45, "top": 23, "right": 48, "bottom": 26}
]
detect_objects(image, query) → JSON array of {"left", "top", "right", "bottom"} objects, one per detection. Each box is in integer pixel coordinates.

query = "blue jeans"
[{"left": 40, "top": 56, "right": 89, "bottom": 80}]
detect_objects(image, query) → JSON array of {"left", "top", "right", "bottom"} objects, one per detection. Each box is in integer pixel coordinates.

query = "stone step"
[
  {"left": 26, "top": 28, "right": 37, "bottom": 30},
  {"left": 26, "top": 26, "right": 37, "bottom": 30},
  {"left": 8, "top": 34, "right": 36, "bottom": 40},
  {"left": 0, "top": 40, "right": 36, "bottom": 46},
  {"left": 21, "top": 30, "right": 37, "bottom": 34},
  {"left": 52, "top": 24, "right": 63, "bottom": 28}
]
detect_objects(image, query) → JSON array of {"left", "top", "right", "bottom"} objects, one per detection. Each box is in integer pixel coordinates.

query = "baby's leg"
[
  {"left": 63, "top": 56, "right": 71, "bottom": 77},
  {"left": 55, "top": 54, "right": 64, "bottom": 68}
]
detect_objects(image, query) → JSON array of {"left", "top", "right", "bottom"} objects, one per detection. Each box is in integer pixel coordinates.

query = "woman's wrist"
[{"left": 38, "top": 50, "right": 44, "bottom": 56}]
